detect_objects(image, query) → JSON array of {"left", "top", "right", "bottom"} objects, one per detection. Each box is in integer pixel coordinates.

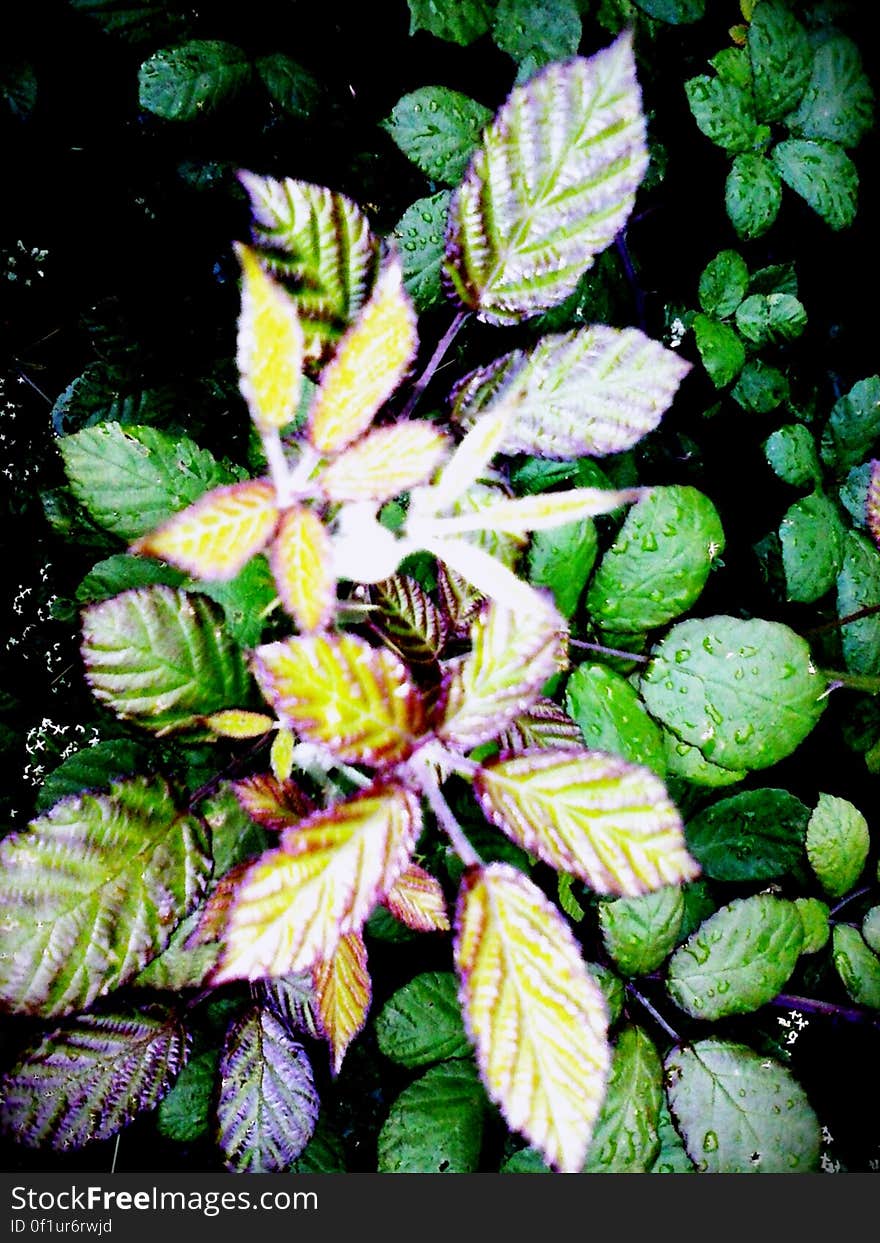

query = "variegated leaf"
[
  {"left": 271, "top": 725, "right": 296, "bottom": 782},
  {"left": 444, "top": 34, "right": 648, "bottom": 324},
  {"left": 257, "top": 972, "right": 321, "bottom": 1039},
  {"left": 131, "top": 481, "right": 279, "bottom": 581},
  {"left": 320, "top": 423, "right": 449, "bottom": 502},
  {"left": 422, "top": 486, "right": 641, "bottom": 538},
  {"left": 0, "top": 1009, "right": 188, "bottom": 1150},
  {"left": 455, "top": 864, "right": 610, "bottom": 1172},
  {"left": 447, "top": 482, "right": 528, "bottom": 569},
  {"left": 187, "top": 863, "right": 250, "bottom": 948},
  {"left": 231, "top": 773, "right": 315, "bottom": 832},
  {"left": 307, "top": 259, "right": 418, "bottom": 455},
  {"left": 867, "top": 459, "right": 880, "bottom": 548},
  {"left": 213, "top": 783, "right": 421, "bottom": 980},
  {"left": 475, "top": 750, "right": 699, "bottom": 896},
  {"left": 270, "top": 503, "right": 336, "bottom": 632},
  {"left": 252, "top": 631, "right": 425, "bottom": 764},
  {"left": 496, "top": 698, "right": 583, "bottom": 753},
  {"left": 426, "top": 534, "right": 554, "bottom": 617},
  {"left": 369, "top": 574, "right": 448, "bottom": 665},
  {"left": 438, "top": 563, "right": 485, "bottom": 637},
  {"left": 0, "top": 777, "right": 211, "bottom": 1016},
  {"left": 451, "top": 327, "right": 692, "bottom": 457},
  {"left": 205, "top": 709, "right": 275, "bottom": 738},
  {"left": 383, "top": 863, "right": 450, "bottom": 932},
  {"left": 418, "top": 402, "right": 514, "bottom": 514},
  {"left": 313, "top": 931, "right": 371, "bottom": 1074},
  {"left": 440, "top": 600, "right": 566, "bottom": 749},
  {"left": 217, "top": 1006, "right": 319, "bottom": 1172},
  {"left": 240, "top": 171, "right": 378, "bottom": 367},
  {"left": 236, "top": 242, "right": 304, "bottom": 430}
]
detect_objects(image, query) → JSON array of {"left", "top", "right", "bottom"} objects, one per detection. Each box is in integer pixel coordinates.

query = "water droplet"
[
  {"left": 703, "top": 1131, "right": 719, "bottom": 1152},
  {"left": 675, "top": 648, "right": 691, "bottom": 664}
]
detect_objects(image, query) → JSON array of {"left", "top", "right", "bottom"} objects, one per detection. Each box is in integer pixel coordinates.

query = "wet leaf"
[
  {"left": 377, "top": 1060, "right": 485, "bottom": 1172},
  {"left": 583, "top": 1026, "right": 663, "bottom": 1172},
  {"left": 806, "top": 792, "right": 870, "bottom": 898},
  {"left": 375, "top": 971, "right": 470, "bottom": 1068}
]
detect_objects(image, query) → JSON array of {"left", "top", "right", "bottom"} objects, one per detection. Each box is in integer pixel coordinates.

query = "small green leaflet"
[
  {"left": 725, "top": 153, "right": 782, "bottom": 239},
  {"left": 779, "top": 492, "right": 846, "bottom": 603},
  {"left": 35, "top": 737, "right": 151, "bottom": 811},
  {"left": 822, "top": 376, "right": 880, "bottom": 474},
  {"left": 217, "top": 1007, "right": 319, "bottom": 1173},
  {"left": 806, "top": 792, "right": 870, "bottom": 898},
  {"left": 640, "top": 615, "right": 827, "bottom": 773},
  {"left": 407, "top": 0, "right": 494, "bottom": 45},
  {"left": 735, "top": 293, "right": 806, "bottom": 346},
  {"left": 586, "top": 485, "right": 725, "bottom": 633},
  {"left": 157, "top": 1049, "right": 218, "bottom": 1143},
  {"left": 771, "top": 140, "right": 859, "bottom": 231},
  {"left": 492, "top": 0, "right": 582, "bottom": 76},
  {"left": 666, "top": 894, "right": 803, "bottom": 1020},
  {"left": 255, "top": 54, "right": 321, "bottom": 119},
  {"left": 787, "top": 33, "right": 874, "bottom": 149},
  {"left": 76, "top": 552, "right": 184, "bottom": 603},
  {"left": 698, "top": 250, "right": 749, "bottom": 320},
  {"left": 747, "top": 0, "right": 812, "bottom": 123},
  {"left": 583, "top": 1027, "right": 663, "bottom": 1173},
  {"left": 0, "top": 1010, "right": 188, "bottom": 1150},
  {"left": 0, "top": 777, "right": 210, "bottom": 1016},
  {"left": 377, "top": 1060, "right": 485, "bottom": 1173},
  {"left": 833, "top": 926, "right": 880, "bottom": 1010},
  {"left": 565, "top": 663, "right": 666, "bottom": 777},
  {"left": 51, "top": 367, "right": 179, "bottom": 437},
  {"left": 60, "top": 423, "right": 238, "bottom": 542},
  {"left": 374, "top": 972, "right": 471, "bottom": 1068},
  {"left": 764, "top": 424, "right": 821, "bottom": 488},
  {"left": 392, "top": 192, "right": 453, "bottom": 312},
  {"left": 731, "top": 359, "right": 789, "bottom": 414},
  {"left": 795, "top": 897, "right": 830, "bottom": 955},
  {"left": 138, "top": 40, "right": 252, "bottom": 121},
  {"left": 837, "top": 532, "right": 880, "bottom": 677},
  {"left": 685, "top": 788, "right": 809, "bottom": 882},
  {"left": 382, "top": 87, "right": 492, "bottom": 186},
  {"left": 684, "top": 75, "right": 767, "bottom": 154},
  {"left": 598, "top": 887, "right": 683, "bottom": 977},
  {"left": 528, "top": 520, "right": 597, "bottom": 619},
  {"left": 666, "top": 1040, "right": 820, "bottom": 1173},
  {"left": 81, "top": 586, "right": 249, "bottom": 734},
  {"left": 444, "top": 34, "right": 648, "bottom": 324},
  {"left": 693, "top": 315, "right": 745, "bottom": 388}
]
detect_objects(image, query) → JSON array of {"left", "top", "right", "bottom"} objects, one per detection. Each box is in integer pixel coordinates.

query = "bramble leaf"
[
  {"left": 444, "top": 35, "right": 648, "bottom": 324},
  {"left": 771, "top": 139, "right": 858, "bottom": 231},
  {"left": 270, "top": 504, "right": 335, "bottom": 632},
  {"left": 492, "top": 0, "right": 582, "bottom": 75},
  {"left": 377, "top": 1060, "right": 485, "bottom": 1173},
  {"left": 787, "top": 32, "right": 874, "bottom": 149},
  {"left": 684, "top": 74, "right": 767, "bottom": 154},
  {"left": 779, "top": 492, "right": 846, "bottom": 603},
  {"left": 138, "top": 40, "right": 251, "bottom": 121},
  {"left": 747, "top": 0, "right": 812, "bottom": 122},
  {"left": 836, "top": 532, "right": 880, "bottom": 676},
  {"left": 392, "top": 192, "right": 453, "bottom": 311},
  {"left": 320, "top": 423, "right": 449, "bottom": 503},
  {"left": 217, "top": 1007, "right": 319, "bottom": 1172},
  {"left": 230, "top": 772, "right": 314, "bottom": 832},
  {"left": 313, "top": 932, "right": 371, "bottom": 1075},
  {"left": 806, "top": 792, "right": 870, "bottom": 898},
  {"left": 565, "top": 663, "right": 666, "bottom": 777},
  {"left": 236, "top": 243, "right": 304, "bottom": 431},
  {"left": 157, "top": 1049, "right": 217, "bottom": 1143},
  {"left": 725, "top": 153, "right": 782, "bottom": 239},
  {"left": 475, "top": 750, "right": 698, "bottom": 896},
  {"left": 599, "top": 888, "right": 684, "bottom": 977},
  {"left": 685, "top": 788, "right": 809, "bottom": 882},
  {"left": 693, "top": 314, "right": 745, "bottom": 388},
  {"left": 832, "top": 925, "right": 880, "bottom": 1010},
  {"left": 698, "top": 250, "right": 749, "bottom": 319},
  {"left": 822, "top": 376, "right": 880, "bottom": 474},
  {"left": 382, "top": 864, "right": 450, "bottom": 932},
  {"left": 0, "top": 776, "right": 210, "bottom": 1015},
  {"left": 375, "top": 971, "right": 470, "bottom": 1068},
  {"left": 583, "top": 1026, "right": 663, "bottom": 1172},
  {"left": 369, "top": 575, "right": 448, "bottom": 666},
  {"left": 407, "top": 0, "right": 493, "bottom": 45},
  {"left": 454, "top": 863, "right": 610, "bottom": 1173},
  {"left": 496, "top": 698, "right": 582, "bottom": 754},
  {"left": 382, "top": 87, "right": 492, "bottom": 186}
]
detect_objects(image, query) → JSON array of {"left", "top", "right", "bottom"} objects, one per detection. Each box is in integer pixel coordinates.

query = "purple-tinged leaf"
[
  {"left": 383, "top": 863, "right": 450, "bottom": 932},
  {"left": 496, "top": 697, "right": 583, "bottom": 753},
  {"left": 370, "top": 574, "right": 449, "bottom": 665},
  {"left": 313, "top": 932, "right": 371, "bottom": 1075},
  {"left": 257, "top": 972, "right": 321, "bottom": 1040},
  {"left": 231, "top": 773, "right": 315, "bottom": 832},
  {"left": 866, "top": 459, "right": 880, "bottom": 549}
]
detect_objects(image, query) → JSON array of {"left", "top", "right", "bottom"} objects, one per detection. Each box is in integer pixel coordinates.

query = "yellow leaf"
[
  {"left": 270, "top": 726, "right": 295, "bottom": 783},
  {"left": 131, "top": 481, "right": 279, "bottom": 581},
  {"left": 455, "top": 864, "right": 610, "bottom": 1173},
  {"left": 236, "top": 243, "right": 304, "bottom": 430},
  {"left": 307, "top": 258, "right": 417, "bottom": 455},
  {"left": 231, "top": 772, "right": 314, "bottom": 830},
  {"left": 383, "top": 863, "right": 450, "bottom": 932},
  {"left": 313, "top": 932, "right": 371, "bottom": 1075},
  {"left": 213, "top": 783, "right": 420, "bottom": 980},
  {"left": 204, "top": 710, "right": 275, "bottom": 738},
  {"left": 270, "top": 503, "right": 336, "bottom": 632},
  {"left": 320, "top": 423, "right": 449, "bottom": 503},
  {"left": 422, "top": 487, "right": 642, "bottom": 538}
]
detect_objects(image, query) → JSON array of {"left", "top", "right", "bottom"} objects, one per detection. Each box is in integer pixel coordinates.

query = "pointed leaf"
[
  {"left": 725, "top": 152, "right": 782, "bottom": 240},
  {"left": 787, "top": 32, "right": 874, "bottom": 149},
  {"left": 157, "top": 1048, "right": 218, "bottom": 1143},
  {"left": 217, "top": 1006, "right": 319, "bottom": 1172},
  {"left": 407, "top": 0, "right": 493, "bottom": 45},
  {"left": 240, "top": 172, "right": 377, "bottom": 367},
  {"left": 307, "top": 259, "right": 418, "bottom": 454},
  {"left": 236, "top": 243, "right": 304, "bottom": 431},
  {"left": 313, "top": 932, "right": 371, "bottom": 1074},
  {"left": 375, "top": 971, "right": 469, "bottom": 1068},
  {"left": 382, "top": 87, "right": 492, "bottom": 186},
  {"left": 392, "top": 191, "right": 453, "bottom": 311},
  {"left": 806, "top": 792, "right": 870, "bottom": 898},
  {"left": 496, "top": 698, "right": 582, "bottom": 754},
  {"left": 771, "top": 139, "right": 858, "bottom": 231},
  {"left": 583, "top": 1026, "right": 663, "bottom": 1172},
  {"left": 832, "top": 925, "right": 880, "bottom": 1010},
  {"left": 320, "top": 423, "right": 449, "bottom": 502},
  {"left": 132, "top": 480, "right": 278, "bottom": 581},
  {"left": 257, "top": 973, "right": 321, "bottom": 1039},
  {"left": 204, "top": 709, "right": 274, "bottom": 738},
  {"left": 426, "top": 486, "right": 642, "bottom": 539},
  {"left": 455, "top": 863, "right": 610, "bottom": 1172},
  {"left": 565, "top": 663, "right": 666, "bottom": 777},
  {"left": 747, "top": 0, "right": 812, "bottom": 122},
  {"left": 382, "top": 863, "right": 449, "bottom": 932},
  {"left": 666, "top": 1040, "right": 820, "bottom": 1173},
  {"left": 476, "top": 750, "right": 697, "bottom": 897},
  {"left": 378, "top": 1060, "right": 485, "bottom": 1173},
  {"left": 685, "top": 788, "right": 810, "bottom": 882},
  {"left": 0, "top": 777, "right": 210, "bottom": 1016},
  {"left": 138, "top": 40, "right": 251, "bottom": 120},
  {"left": 214, "top": 783, "right": 421, "bottom": 980},
  {"left": 420, "top": 404, "right": 514, "bottom": 516},
  {"left": 599, "top": 888, "right": 684, "bottom": 977},
  {"left": 231, "top": 772, "right": 315, "bottom": 832},
  {"left": 427, "top": 532, "right": 546, "bottom": 615},
  {"left": 445, "top": 35, "right": 648, "bottom": 324},
  {"left": 81, "top": 586, "right": 249, "bottom": 734},
  {"left": 369, "top": 574, "right": 448, "bottom": 665},
  {"left": 0, "top": 1009, "right": 188, "bottom": 1150},
  {"left": 252, "top": 632, "right": 424, "bottom": 764},
  {"left": 269, "top": 503, "right": 335, "bottom": 632},
  {"left": 439, "top": 601, "right": 566, "bottom": 749}
]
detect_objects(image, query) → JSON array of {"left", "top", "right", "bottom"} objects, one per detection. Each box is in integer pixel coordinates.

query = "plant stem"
[
  {"left": 771, "top": 993, "right": 880, "bottom": 1027},
  {"left": 569, "top": 638, "right": 649, "bottom": 664},
  {"left": 398, "top": 309, "right": 470, "bottom": 422},
  {"left": 261, "top": 427, "right": 294, "bottom": 503},
  {"left": 829, "top": 886, "right": 873, "bottom": 918},
  {"left": 806, "top": 603, "right": 880, "bottom": 637},
  {"left": 615, "top": 233, "right": 647, "bottom": 333},
  {"left": 419, "top": 766, "right": 481, "bottom": 868},
  {"left": 820, "top": 668, "right": 880, "bottom": 695},
  {"left": 625, "top": 984, "right": 682, "bottom": 1044}
]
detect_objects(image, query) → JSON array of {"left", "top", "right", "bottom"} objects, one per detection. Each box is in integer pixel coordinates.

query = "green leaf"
[
  {"left": 138, "top": 40, "right": 252, "bottom": 121},
  {"left": 632, "top": 0, "right": 704, "bottom": 20},
  {"left": 731, "top": 359, "right": 789, "bottom": 413},
  {"left": 837, "top": 531, "right": 880, "bottom": 676},
  {"left": 666, "top": 1040, "right": 820, "bottom": 1172},
  {"left": 641, "top": 616, "right": 827, "bottom": 772},
  {"left": 565, "top": 663, "right": 666, "bottom": 777},
  {"left": 255, "top": 54, "right": 321, "bottom": 119},
  {"left": 291, "top": 1115, "right": 348, "bottom": 1173},
  {"left": 583, "top": 1027, "right": 663, "bottom": 1172},
  {"left": 217, "top": 1007, "right": 319, "bottom": 1173},
  {"left": 445, "top": 34, "right": 648, "bottom": 324},
  {"left": 0, "top": 777, "right": 210, "bottom": 1016},
  {"left": 684, "top": 75, "right": 768, "bottom": 154},
  {"left": 747, "top": 0, "right": 813, "bottom": 122},
  {"left": 795, "top": 897, "right": 830, "bottom": 954},
  {"left": 586, "top": 485, "right": 725, "bottom": 633},
  {"left": 60, "top": 423, "right": 238, "bottom": 542},
  {"left": 35, "top": 738, "right": 152, "bottom": 811},
  {"left": 863, "top": 906, "right": 880, "bottom": 955},
  {"left": 528, "top": 520, "right": 598, "bottom": 618},
  {"left": 685, "top": 788, "right": 810, "bottom": 882},
  {"left": 374, "top": 972, "right": 471, "bottom": 1068},
  {"left": 0, "top": 1009, "right": 189, "bottom": 1151},
  {"left": 587, "top": 963, "right": 625, "bottom": 1026},
  {"left": 382, "top": 88, "right": 492, "bottom": 186},
  {"left": 195, "top": 555, "right": 279, "bottom": 649},
  {"left": 663, "top": 732, "right": 747, "bottom": 787},
  {"left": 651, "top": 1097, "right": 695, "bottom": 1173},
  {"left": 377, "top": 1060, "right": 485, "bottom": 1173},
  {"left": 407, "top": 0, "right": 494, "bottom": 44},
  {"left": 749, "top": 261, "right": 798, "bottom": 297},
  {"left": 763, "top": 424, "right": 822, "bottom": 487},
  {"left": 157, "top": 1049, "right": 218, "bottom": 1142},
  {"left": 599, "top": 887, "right": 684, "bottom": 976},
  {"left": 76, "top": 552, "right": 184, "bottom": 602},
  {"left": 771, "top": 139, "right": 858, "bottom": 230},
  {"left": 786, "top": 32, "right": 874, "bottom": 149},
  {"left": 698, "top": 250, "right": 749, "bottom": 319},
  {"left": 693, "top": 315, "right": 746, "bottom": 388},
  {"left": 392, "top": 192, "right": 453, "bottom": 312},
  {"left": 806, "top": 792, "right": 870, "bottom": 898},
  {"left": 822, "top": 376, "right": 880, "bottom": 473},
  {"left": 70, "top": 0, "right": 192, "bottom": 45},
  {"left": 51, "top": 367, "right": 180, "bottom": 438},
  {"left": 725, "top": 153, "right": 783, "bottom": 240},
  {"left": 667, "top": 895, "right": 803, "bottom": 1020},
  {"left": 735, "top": 293, "right": 807, "bottom": 346},
  {"left": 81, "top": 586, "right": 249, "bottom": 734},
  {"left": 832, "top": 926, "right": 880, "bottom": 1010},
  {"left": 500, "top": 1146, "right": 551, "bottom": 1172},
  {"left": 779, "top": 492, "right": 846, "bottom": 603},
  {"left": 492, "top": 0, "right": 582, "bottom": 74},
  {"left": 132, "top": 908, "right": 219, "bottom": 990}
]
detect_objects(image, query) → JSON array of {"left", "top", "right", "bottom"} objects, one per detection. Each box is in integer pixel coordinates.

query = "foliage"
[{"left": 2, "top": 0, "right": 879, "bottom": 1177}]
